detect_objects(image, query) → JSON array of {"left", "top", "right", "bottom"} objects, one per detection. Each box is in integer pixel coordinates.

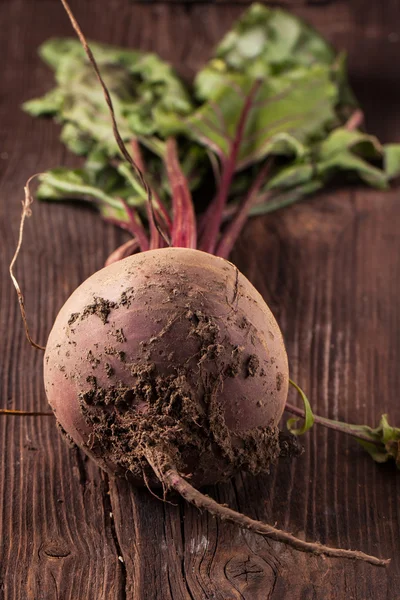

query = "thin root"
[
  {"left": 10, "top": 174, "right": 46, "bottom": 351},
  {"left": 145, "top": 452, "right": 390, "bottom": 567},
  {"left": 0, "top": 409, "right": 53, "bottom": 416},
  {"left": 59, "top": 0, "right": 160, "bottom": 247},
  {"left": 141, "top": 457, "right": 177, "bottom": 507}
]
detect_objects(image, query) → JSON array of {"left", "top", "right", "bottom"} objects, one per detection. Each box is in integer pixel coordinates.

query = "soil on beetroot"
[
  {"left": 81, "top": 311, "right": 275, "bottom": 484},
  {"left": 45, "top": 251, "right": 297, "bottom": 488},
  {"left": 59, "top": 284, "right": 297, "bottom": 486}
]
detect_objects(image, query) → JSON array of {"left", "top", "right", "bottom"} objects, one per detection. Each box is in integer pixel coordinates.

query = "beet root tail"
[{"left": 146, "top": 451, "right": 389, "bottom": 567}]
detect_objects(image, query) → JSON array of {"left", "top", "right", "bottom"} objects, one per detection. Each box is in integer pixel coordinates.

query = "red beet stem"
[
  {"left": 119, "top": 198, "right": 149, "bottom": 252},
  {"left": 145, "top": 451, "right": 389, "bottom": 567},
  {"left": 345, "top": 109, "right": 364, "bottom": 131},
  {"left": 105, "top": 238, "right": 140, "bottom": 266},
  {"left": 200, "top": 80, "right": 262, "bottom": 255},
  {"left": 165, "top": 137, "right": 197, "bottom": 249},
  {"left": 103, "top": 216, "right": 132, "bottom": 231},
  {"left": 130, "top": 139, "right": 161, "bottom": 250},
  {"left": 284, "top": 402, "right": 384, "bottom": 446},
  {"left": 131, "top": 140, "right": 172, "bottom": 233},
  {"left": 130, "top": 138, "right": 172, "bottom": 248},
  {"left": 216, "top": 159, "right": 272, "bottom": 258}
]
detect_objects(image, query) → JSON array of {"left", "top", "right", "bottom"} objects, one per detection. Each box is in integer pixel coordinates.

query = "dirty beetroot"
[
  {"left": 42, "top": 246, "right": 387, "bottom": 565},
  {"left": 9, "top": 0, "right": 390, "bottom": 568},
  {"left": 45, "top": 248, "right": 289, "bottom": 488}
]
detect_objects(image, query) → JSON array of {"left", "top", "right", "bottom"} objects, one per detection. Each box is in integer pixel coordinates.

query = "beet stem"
[
  {"left": 119, "top": 198, "right": 150, "bottom": 252},
  {"left": 345, "top": 109, "right": 364, "bottom": 131},
  {"left": 200, "top": 80, "right": 262, "bottom": 255},
  {"left": 105, "top": 238, "right": 140, "bottom": 267},
  {"left": 216, "top": 159, "right": 272, "bottom": 258},
  {"left": 151, "top": 459, "right": 389, "bottom": 567},
  {"left": 165, "top": 137, "right": 197, "bottom": 249},
  {"left": 284, "top": 403, "right": 384, "bottom": 446},
  {"left": 130, "top": 138, "right": 170, "bottom": 248}
]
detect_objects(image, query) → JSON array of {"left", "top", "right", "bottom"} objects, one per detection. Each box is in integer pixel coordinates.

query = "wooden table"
[{"left": 1, "top": 1, "right": 399, "bottom": 598}]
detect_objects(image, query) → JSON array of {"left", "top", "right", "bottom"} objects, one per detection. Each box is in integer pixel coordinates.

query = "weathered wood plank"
[{"left": 0, "top": 1, "right": 399, "bottom": 599}]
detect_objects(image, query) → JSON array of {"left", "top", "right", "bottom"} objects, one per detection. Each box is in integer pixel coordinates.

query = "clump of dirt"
[
  {"left": 79, "top": 364, "right": 281, "bottom": 485},
  {"left": 276, "top": 372, "right": 284, "bottom": 391},
  {"left": 87, "top": 350, "right": 100, "bottom": 369},
  {"left": 115, "top": 329, "right": 126, "bottom": 343},
  {"left": 104, "top": 346, "right": 126, "bottom": 362},
  {"left": 76, "top": 307, "right": 289, "bottom": 487},
  {"left": 56, "top": 421, "right": 77, "bottom": 449},
  {"left": 81, "top": 297, "right": 117, "bottom": 324},
  {"left": 188, "top": 310, "right": 219, "bottom": 348},
  {"left": 246, "top": 355, "right": 259, "bottom": 377},
  {"left": 105, "top": 363, "right": 114, "bottom": 378},
  {"left": 108, "top": 327, "right": 127, "bottom": 343},
  {"left": 68, "top": 297, "right": 118, "bottom": 329},
  {"left": 278, "top": 432, "right": 303, "bottom": 458},
  {"left": 119, "top": 287, "right": 135, "bottom": 307},
  {"left": 225, "top": 345, "right": 244, "bottom": 378},
  {"left": 68, "top": 313, "right": 80, "bottom": 326}
]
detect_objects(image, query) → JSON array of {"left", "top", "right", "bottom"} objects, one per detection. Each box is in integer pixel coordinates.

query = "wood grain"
[{"left": 0, "top": 1, "right": 399, "bottom": 599}]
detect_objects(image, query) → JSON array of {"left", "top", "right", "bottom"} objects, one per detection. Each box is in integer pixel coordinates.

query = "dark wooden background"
[{"left": 1, "top": 1, "right": 400, "bottom": 598}]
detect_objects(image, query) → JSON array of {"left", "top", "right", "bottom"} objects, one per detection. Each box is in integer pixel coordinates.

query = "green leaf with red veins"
[{"left": 187, "top": 64, "right": 337, "bottom": 171}]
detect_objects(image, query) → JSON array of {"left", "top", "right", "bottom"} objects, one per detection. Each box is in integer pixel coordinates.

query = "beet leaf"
[{"left": 23, "top": 4, "right": 400, "bottom": 242}]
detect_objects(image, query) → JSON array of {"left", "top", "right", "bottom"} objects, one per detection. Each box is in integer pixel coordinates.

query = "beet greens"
[{"left": 24, "top": 4, "right": 400, "bottom": 255}]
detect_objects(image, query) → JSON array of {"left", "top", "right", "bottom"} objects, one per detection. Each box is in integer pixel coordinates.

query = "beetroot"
[
  {"left": 44, "top": 248, "right": 387, "bottom": 565},
  {"left": 44, "top": 248, "right": 289, "bottom": 487},
  {"left": 41, "top": 246, "right": 386, "bottom": 565}
]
